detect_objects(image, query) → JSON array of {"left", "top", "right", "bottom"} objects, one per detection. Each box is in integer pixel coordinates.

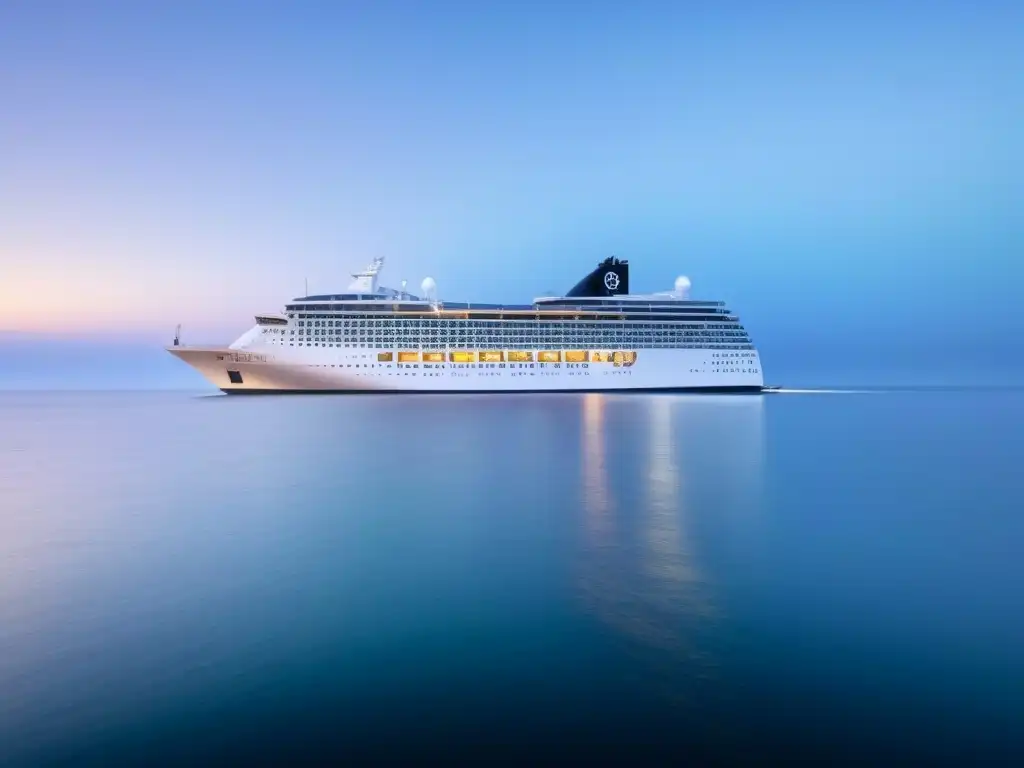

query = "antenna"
[
  {"left": 173, "top": 324, "right": 182, "bottom": 347},
  {"left": 401, "top": 279, "right": 407, "bottom": 299},
  {"left": 304, "top": 277, "right": 309, "bottom": 297}
]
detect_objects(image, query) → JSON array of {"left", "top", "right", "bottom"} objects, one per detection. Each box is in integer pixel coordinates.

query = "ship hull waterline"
[{"left": 168, "top": 346, "right": 766, "bottom": 395}]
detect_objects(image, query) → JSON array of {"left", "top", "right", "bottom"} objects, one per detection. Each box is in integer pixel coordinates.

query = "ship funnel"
[{"left": 565, "top": 256, "right": 629, "bottom": 298}]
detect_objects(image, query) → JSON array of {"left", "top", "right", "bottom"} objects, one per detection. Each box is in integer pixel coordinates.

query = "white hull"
[{"left": 168, "top": 343, "right": 765, "bottom": 393}]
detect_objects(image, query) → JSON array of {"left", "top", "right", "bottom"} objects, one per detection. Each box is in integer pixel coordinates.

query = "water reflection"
[
  {"left": 7, "top": 391, "right": 1023, "bottom": 762},
  {"left": 640, "top": 396, "right": 717, "bottom": 641},
  {"left": 576, "top": 395, "right": 765, "bottom": 661},
  {"left": 582, "top": 394, "right": 613, "bottom": 548}
]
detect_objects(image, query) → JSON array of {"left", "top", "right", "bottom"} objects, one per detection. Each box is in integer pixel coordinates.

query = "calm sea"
[{"left": 0, "top": 389, "right": 1022, "bottom": 765}]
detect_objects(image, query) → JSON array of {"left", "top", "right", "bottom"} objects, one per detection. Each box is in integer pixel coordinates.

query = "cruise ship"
[{"left": 167, "top": 257, "right": 765, "bottom": 394}]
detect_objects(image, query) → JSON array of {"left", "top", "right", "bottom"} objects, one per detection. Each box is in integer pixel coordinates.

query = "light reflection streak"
[
  {"left": 581, "top": 393, "right": 613, "bottom": 548},
  {"left": 576, "top": 395, "right": 765, "bottom": 659},
  {"left": 638, "top": 396, "right": 717, "bottom": 647}
]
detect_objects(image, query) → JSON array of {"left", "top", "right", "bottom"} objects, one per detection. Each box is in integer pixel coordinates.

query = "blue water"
[{"left": 1, "top": 390, "right": 1022, "bottom": 764}]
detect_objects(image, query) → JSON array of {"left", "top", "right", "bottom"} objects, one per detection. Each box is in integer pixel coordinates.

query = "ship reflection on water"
[
  {"left": 577, "top": 394, "right": 765, "bottom": 699},
  {"left": 2, "top": 390, "right": 1021, "bottom": 762}
]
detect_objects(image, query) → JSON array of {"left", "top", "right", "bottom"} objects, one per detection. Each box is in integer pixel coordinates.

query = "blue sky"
[{"left": 0, "top": 0, "right": 1021, "bottom": 384}]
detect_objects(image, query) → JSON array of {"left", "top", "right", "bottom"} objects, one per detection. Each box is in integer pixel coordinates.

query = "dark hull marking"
[{"left": 219, "top": 385, "right": 766, "bottom": 396}]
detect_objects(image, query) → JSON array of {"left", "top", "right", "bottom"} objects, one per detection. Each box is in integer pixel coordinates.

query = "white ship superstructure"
[{"left": 168, "top": 257, "right": 765, "bottom": 394}]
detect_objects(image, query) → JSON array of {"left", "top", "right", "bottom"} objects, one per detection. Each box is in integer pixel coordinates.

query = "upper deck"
[{"left": 283, "top": 257, "right": 738, "bottom": 322}]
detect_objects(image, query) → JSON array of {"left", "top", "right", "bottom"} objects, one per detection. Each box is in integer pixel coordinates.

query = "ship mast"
[{"left": 347, "top": 257, "right": 385, "bottom": 293}]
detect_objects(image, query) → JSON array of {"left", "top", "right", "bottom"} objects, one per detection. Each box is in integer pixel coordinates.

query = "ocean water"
[{"left": 0, "top": 389, "right": 1022, "bottom": 764}]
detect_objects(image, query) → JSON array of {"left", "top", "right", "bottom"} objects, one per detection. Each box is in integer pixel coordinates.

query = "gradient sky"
[{"left": 1, "top": 0, "right": 1021, "bottom": 354}]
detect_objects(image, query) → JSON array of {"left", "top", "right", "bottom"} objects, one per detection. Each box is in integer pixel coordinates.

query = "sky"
[{"left": 0, "top": 0, "right": 1021, "bottom": 384}]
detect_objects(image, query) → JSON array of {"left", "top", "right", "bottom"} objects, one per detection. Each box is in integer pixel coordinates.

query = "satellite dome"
[
  {"left": 421, "top": 277, "right": 436, "bottom": 296},
  {"left": 674, "top": 275, "right": 691, "bottom": 296}
]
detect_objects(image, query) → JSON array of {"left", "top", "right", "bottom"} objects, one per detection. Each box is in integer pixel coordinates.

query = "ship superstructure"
[{"left": 168, "top": 257, "right": 764, "bottom": 393}]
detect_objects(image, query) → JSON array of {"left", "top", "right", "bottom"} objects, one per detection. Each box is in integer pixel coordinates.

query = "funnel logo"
[{"left": 603, "top": 271, "right": 620, "bottom": 291}]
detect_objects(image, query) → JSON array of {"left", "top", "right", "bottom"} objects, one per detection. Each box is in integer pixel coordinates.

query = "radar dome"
[
  {"left": 421, "top": 277, "right": 436, "bottom": 296},
  {"left": 674, "top": 275, "right": 691, "bottom": 297}
]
